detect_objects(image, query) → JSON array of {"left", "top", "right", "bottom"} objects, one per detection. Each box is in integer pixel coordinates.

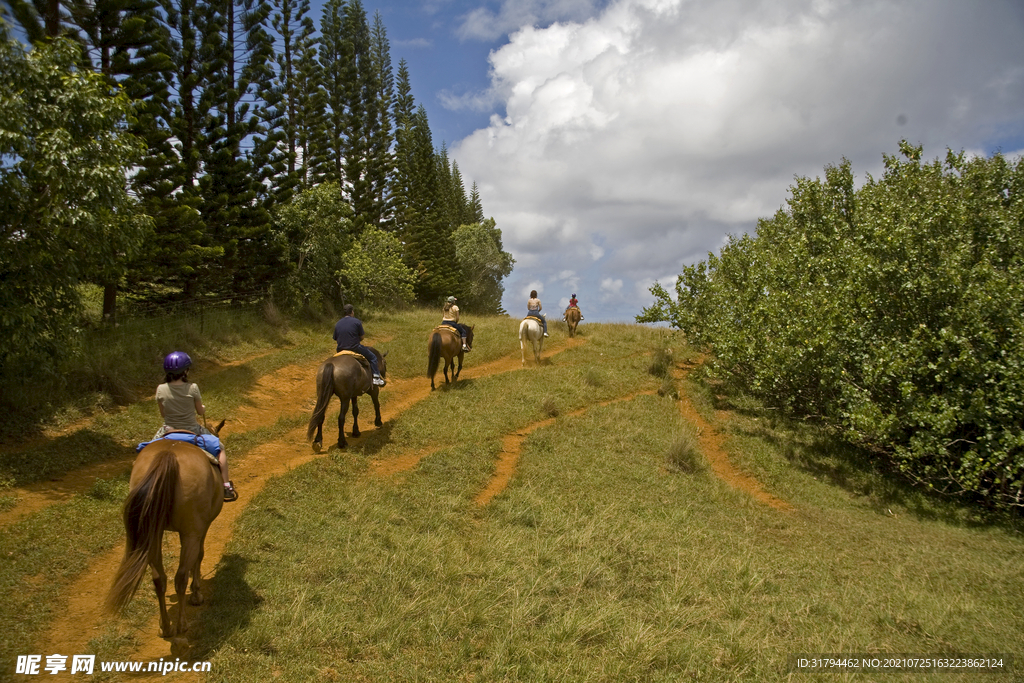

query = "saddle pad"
[
  {"left": 524, "top": 315, "right": 544, "bottom": 325},
  {"left": 334, "top": 349, "right": 370, "bottom": 366},
  {"left": 136, "top": 432, "right": 222, "bottom": 464}
]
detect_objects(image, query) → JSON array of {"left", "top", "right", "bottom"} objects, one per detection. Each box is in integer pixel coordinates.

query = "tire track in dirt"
[
  {"left": 37, "top": 336, "right": 583, "bottom": 678},
  {"left": 674, "top": 360, "right": 792, "bottom": 511}
]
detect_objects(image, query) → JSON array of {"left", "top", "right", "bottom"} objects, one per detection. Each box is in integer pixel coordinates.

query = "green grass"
[{"left": 1, "top": 308, "right": 1022, "bottom": 682}]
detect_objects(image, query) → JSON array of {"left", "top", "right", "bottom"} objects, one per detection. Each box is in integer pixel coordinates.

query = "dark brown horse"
[
  {"left": 427, "top": 324, "right": 474, "bottom": 390},
  {"left": 107, "top": 421, "right": 226, "bottom": 639},
  {"left": 307, "top": 347, "right": 386, "bottom": 450},
  {"left": 565, "top": 307, "right": 582, "bottom": 337}
]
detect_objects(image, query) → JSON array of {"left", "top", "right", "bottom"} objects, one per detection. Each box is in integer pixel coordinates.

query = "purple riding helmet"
[{"left": 163, "top": 351, "right": 192, "bottom": 373}]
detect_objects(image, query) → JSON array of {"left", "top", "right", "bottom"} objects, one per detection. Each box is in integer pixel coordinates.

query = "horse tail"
[
  {"left": 307, "top": 361, "right": 335, "bottom": 442},
  {"left": 106, "top": 448, "right": 178, "bottom": 614},
  {"left": 427, "top": 332, "right": 442, "bottom": 380}
]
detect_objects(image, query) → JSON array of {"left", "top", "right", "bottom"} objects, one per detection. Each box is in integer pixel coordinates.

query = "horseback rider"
[
  {"left": 528, "top": 290, "right": 549, "bottom": 337},
  {"left": 563, "top": 293, "right": 584, "bottom": 321},
  {"left": 441, "top": 295, "right": 471, "bottom": 352},
  {"left": 154, "top": 351, "right": 238, "bottom": 502},
  {"left": 334, "top": 304, "right": 386, "bottom": 386}
]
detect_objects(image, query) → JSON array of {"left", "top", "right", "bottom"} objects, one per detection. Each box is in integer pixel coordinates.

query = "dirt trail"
[
  {"left": 674, "top": 360, "right": 793, "bottom": 511},
  {"left": 473, "top": 390, "right": 658, "bottom": 506},
  {"left": 25, "top": 337, "right": 787, "bottom": 679},
  {"left": 34, "top": 337, "right": 580, "bottom": 678}
]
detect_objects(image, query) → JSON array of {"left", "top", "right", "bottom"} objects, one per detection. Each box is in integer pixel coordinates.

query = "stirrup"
[
  {"left": 223, "top": 481, "right": 238, "bottom": 502},
  {"left": 462, "top": 344, "right": 470, "bottom": 352}
]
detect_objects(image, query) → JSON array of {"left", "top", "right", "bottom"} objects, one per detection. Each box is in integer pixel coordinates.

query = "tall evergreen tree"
[
  {"left": 199, "top": 0, "right": 284, "bottom": 296},
  {"left": 256, "top": 0, "right": 318, "bottom": 204},
  {"left": 313, "top": 0, "right": 346, "bottom": 187},
  {"left": 390, "top": 57, "right": 416, "bottom": 237},
  {"left": 468, "top": 181, "right": 485, "bottom": 224},
  {"left": 366, "top": 10, "right": 394, "bottom": 229},
  {"left": 125, "top": 0, "right": 219, "bottom": 300},
  {"left": 403, "top": 106, "right": 460, "bottom": 303}
]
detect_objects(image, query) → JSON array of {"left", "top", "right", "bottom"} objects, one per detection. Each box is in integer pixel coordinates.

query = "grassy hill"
[{"left": 0, "top": 309, "right": 1021, "bottom": 681}]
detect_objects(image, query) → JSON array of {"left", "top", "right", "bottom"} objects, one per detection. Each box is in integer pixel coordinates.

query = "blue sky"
[{"left": 319, "top": 1, "right": 1024, "bottom": 322}]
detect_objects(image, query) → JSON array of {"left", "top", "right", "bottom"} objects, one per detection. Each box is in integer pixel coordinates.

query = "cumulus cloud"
[
  {"left": 457, "top": 0, "right": 608, "bottom": 41},
  {"left": 453, "top": 0, "right": 1024, "bottom": 321}
]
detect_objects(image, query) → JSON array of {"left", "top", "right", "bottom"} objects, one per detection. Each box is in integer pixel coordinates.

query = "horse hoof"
[
  {"left": 312, "top": 441, "right": 322, "bottom": 454},
  {"left": 375, "top": 420, "right": 383, "bottom": 428},
  {"left": 337, "top": 442, "right": 346, "bottom": 450},
  {"left": 170, "top": 636, "right": 190, "bottom": 657}
]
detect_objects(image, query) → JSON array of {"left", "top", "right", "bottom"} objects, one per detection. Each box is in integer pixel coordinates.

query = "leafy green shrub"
[{"left": 640, "top": 142, "right": 1024, "bottom": 509}]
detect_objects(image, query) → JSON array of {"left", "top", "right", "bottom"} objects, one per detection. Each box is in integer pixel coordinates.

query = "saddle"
[
  {"left": 334, "top": 349, "right": 370, "bottom": 368},
  {"left": 524, "top": 315, "right": 544, "bottom": 325},
  {"left": 434, "top": 324, "right": 460, "bottom": 340},
  {"left": 136, "top": 432, "right": 221, "bottom": 466}
]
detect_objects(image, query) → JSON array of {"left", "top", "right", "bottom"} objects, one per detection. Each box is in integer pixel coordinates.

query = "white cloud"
[
  {"left": 457, "top": 0, "right": 608, "bottom": 41},
  {"left": 453, "top": 0, "right": 1024, "bottom": 321}
]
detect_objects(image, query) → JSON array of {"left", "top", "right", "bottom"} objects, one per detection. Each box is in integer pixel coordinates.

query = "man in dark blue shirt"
[{"left": 333, "top": 304, "right": 385, "bottom": 386}]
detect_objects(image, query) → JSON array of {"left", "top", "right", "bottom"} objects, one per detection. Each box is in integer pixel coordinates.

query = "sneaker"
[
  {"left": 372, "top": 374, "right": 386, "bottom": 386},
  {"left": 462, "top": 344, "right": 471, "bottom": 352},
  {"left": 543, "top": 332, "right": 549, "bottom": 337},
  {"left": 223, "top": 482, "right": 238, "bottom": 502}
]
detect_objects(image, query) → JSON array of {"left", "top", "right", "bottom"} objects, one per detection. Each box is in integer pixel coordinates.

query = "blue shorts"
[{"left": 137, "top": 432, "right": 222, "bottom": 457}]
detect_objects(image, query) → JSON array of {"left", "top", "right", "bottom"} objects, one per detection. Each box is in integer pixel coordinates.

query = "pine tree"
[
  {"left": 125, "top": 0, "right": 218, "bottom": 301},
  {"left": 313, "top": 0, "right": 346, "bottom": 187},
  {"left": 390, "top": 58, "right": 416, "bottom": 236},
  {"left": 468, "top": 181, "right": 485, "bottom": 224},
  {"left": 258, "top": 0, "right": 318, "bottom": 201},
  {"left": 198, "top": 0, "right": 284, "bottom": 297},
  {"left": 365, "top": 10, "right": 394, "bottom": 230}
]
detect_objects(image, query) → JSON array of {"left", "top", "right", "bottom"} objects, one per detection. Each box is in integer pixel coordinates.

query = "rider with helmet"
[
  {"left": 155, "top": 351, "right": 238, "bottom": 501},
  {"left": 563, "top": 293, "right": 583, "bottom": 321},
  {"left": 441, "top": 296, "right": 471, "bottom": 352}
]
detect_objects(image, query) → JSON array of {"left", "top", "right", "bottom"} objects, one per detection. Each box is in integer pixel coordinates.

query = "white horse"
[{"left": 519, "top": 317, "right": 544, "bottom": 365}]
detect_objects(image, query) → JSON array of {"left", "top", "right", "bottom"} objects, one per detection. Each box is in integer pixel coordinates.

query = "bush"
[{"left": 639, "top": 142, "right": 1024, "bottom": 509}]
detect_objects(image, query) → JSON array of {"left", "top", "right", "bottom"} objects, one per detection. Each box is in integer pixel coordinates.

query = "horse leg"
[
  {"left": 337, "top": 398, "right": 349, "bottom": 449},
  {"left": 521, "top": 336, "right": 526, "bottom": 365},
  {"left": 370, "top": 388, "right": 383, "bottom": 427},
  {"left": 150, "top": 545, "right": 173, "bottom": 638},
  {"left": 313, "top": 417, "right": 324, "bottom": 453},
  {"left": 173, "top": 532, "right": 202, "bottom": 635},
  {"left": 350, "top": 396, "right": 360, "bottom": 438},
  {"left": 187, "top": 530, "right": 209, "bottom": 606},
  {"left": 455, "top": 351, "right": 464, "bottom": 381},
  {"left": 443, "top": 357, "right": 451, "bottom": 385}
]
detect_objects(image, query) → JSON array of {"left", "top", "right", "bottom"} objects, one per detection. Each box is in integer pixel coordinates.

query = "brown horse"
[
  {"left": 107, "top": 422, "right": 226, "bottom": 639},
  {"left": 307, "top": 347, "right": 386, "bottom": 450},
  {"left": 565, "top": 307, "right": 582, "bottom": 337},
  {"left": 427, "top": 324, "right": 475, "bottom": 390}
]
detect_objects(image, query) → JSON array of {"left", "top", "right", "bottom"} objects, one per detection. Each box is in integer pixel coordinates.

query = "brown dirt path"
[
  {"left": 473, "top": 390, "right": 658, "bottom": 506},
  {"left": 35, "top": 336, "right": 581, "bottom": 679},
  {"left": 674, "top": 360, "right": 793, "bottom": 511},
  {"left": 28, "top": 337, "right": 788, "bottom": 680}
]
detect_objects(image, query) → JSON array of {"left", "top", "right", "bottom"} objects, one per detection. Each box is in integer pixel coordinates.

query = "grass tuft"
[
  {"left": 665, "top": 425, "right": 705, "bottom": 474},
  {"left": 648, "top": 345, "right": 673, "bottom": 377},
  {"left": 541, "top": 397, "right": 560, "bottom": 418}
]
